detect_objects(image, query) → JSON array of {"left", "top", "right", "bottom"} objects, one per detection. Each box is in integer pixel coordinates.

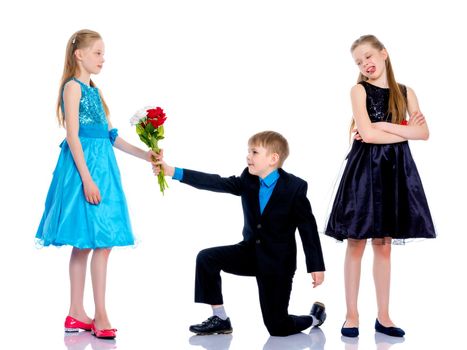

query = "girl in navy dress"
[
  {"left": 325, "top": 35, "right": 436, "bottom": 338},
  {"left": 36, "top": 29, "right": 156, "bottom": 339}
]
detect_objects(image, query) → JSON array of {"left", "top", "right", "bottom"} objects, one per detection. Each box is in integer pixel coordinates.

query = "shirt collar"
[{"left": 260, "top": 169, "right": 280, "bottom": 188}]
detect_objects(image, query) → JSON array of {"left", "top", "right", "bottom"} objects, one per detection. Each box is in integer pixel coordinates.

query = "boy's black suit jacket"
[{"left": 181, "top": 167, "right": 325, "bottom": 275}]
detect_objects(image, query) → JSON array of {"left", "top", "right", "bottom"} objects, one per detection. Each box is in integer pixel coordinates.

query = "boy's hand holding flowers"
[{"left": 152, "top": 155, "right": 175, "bottom": 177}]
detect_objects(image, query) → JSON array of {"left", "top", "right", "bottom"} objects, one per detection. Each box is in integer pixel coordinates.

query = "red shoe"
[
  {"left": 91, "top": 320, "right": 117, "bottom": 339},
  {"left": 64, "top": 316, "right": 92, "bottom": 332}
]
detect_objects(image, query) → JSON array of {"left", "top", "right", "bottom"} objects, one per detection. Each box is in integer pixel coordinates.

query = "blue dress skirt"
[{"left": 36, "top": 125, "right": 135, "bottom": 249}]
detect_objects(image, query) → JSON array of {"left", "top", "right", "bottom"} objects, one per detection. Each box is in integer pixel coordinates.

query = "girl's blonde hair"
[
  {"left": 349, "top": 35, "right": 407, "bottom": 135},
  {"left": 56, "top": 29, "right": 110, "bottom": 127}
]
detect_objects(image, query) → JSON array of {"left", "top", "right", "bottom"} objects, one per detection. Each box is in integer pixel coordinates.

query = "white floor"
[
  {"left": 56, "top": 325, "right": 455, "bottom": 350},
  {"left": 2, "top": 232, "right": 465, "bottom": 350},
  {"left": 3, "top": 307, "right": 464, "bottom": 350}
]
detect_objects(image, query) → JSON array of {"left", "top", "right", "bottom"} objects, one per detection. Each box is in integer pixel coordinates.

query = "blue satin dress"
[
  {"left": 36, "top": 78, "right": 135, "bottom": 249},
  {"left": 325, "top": 81, "right": 436, "bottom": 243}
]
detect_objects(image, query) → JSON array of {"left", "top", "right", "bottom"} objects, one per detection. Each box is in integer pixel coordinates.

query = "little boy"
[{"left": 156, "top": 131, "right": 326, "bottom": 336}]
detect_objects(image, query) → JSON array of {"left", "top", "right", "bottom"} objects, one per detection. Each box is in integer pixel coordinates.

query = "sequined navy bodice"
[
  {"left": 359, "top": 81, "right": 391, "bottom": 123},
  {"left": 358, "top": 81, "right": 407, "bottom": 123},
  {"left": 63, "top": 78, "right": 108, "bottom": 126}
]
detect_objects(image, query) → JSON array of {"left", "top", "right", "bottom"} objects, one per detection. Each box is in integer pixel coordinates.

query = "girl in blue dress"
[
  {"left": 325, "top": 35, "right": 436, "bottom": 338},
  {"left": 36, "top": 29, "right": 157, "bottom": 339}
]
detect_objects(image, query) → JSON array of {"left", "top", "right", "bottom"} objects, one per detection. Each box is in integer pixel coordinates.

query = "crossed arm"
[{"left": 351, "top": 84, "right": 429, "bottom": 143}]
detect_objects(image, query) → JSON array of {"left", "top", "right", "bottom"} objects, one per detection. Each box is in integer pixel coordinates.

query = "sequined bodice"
[
  {"left": 63, "top": 78, "right": 108, "bottom": 126},
  {"left": 359, "top": 81, "right": 391, "bottom": 123},
  {"left": 358, "top": 81, "right": 408, "bottom": 123}
]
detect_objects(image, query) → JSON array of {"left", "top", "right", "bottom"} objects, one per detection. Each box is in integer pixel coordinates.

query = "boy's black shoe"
[
  {"left": 189, "top": 316, "right": 233, "bottom": 335},
  {"left": 310, "top": 302, "right": 326, "bottom": 327}
]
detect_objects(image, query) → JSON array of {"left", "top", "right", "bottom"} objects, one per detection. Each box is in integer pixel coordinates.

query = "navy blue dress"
[{"left": 325, "top": 81, "right": 436, "bottom": 242}]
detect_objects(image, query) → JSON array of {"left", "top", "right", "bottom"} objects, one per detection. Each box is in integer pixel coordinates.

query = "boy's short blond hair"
[{"left": 248, "top": 131, "right": 289, "bottom": 167}]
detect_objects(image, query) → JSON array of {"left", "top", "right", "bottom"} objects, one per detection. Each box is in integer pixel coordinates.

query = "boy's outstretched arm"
[{"left": 152, "top": 156, "right": 244, "bottom": 195}]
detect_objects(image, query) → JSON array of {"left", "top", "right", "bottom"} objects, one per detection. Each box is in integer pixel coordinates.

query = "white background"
[{"left": 0, "top": 0, "right": 465, "bottom": 349}]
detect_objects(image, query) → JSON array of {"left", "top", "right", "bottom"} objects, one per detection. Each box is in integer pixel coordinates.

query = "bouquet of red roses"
[{"left": 130, "top": 106, "right": 168, "bottom": 194}]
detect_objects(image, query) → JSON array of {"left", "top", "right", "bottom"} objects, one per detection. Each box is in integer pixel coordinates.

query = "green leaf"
[
  {"left": 145, "top": 123, "right": 155, "bottom": 134},
  {"left": 138, "top": 135, "right": 150, "bottom": 147},
  {"left": 136, "top": 124, "right": 145, "bottom": 135}
]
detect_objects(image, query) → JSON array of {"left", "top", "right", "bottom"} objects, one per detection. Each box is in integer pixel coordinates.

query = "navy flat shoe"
[
  {"left": 341, "top": 321, "right": 359, "bottom": 338},
  {"left": 375, "top": 319, "right": 405, "bottom": 337}
]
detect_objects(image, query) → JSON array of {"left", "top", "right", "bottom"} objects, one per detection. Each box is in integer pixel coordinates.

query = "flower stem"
[{"left": 152, "top": 146, "right": 167, "bottom": 194}]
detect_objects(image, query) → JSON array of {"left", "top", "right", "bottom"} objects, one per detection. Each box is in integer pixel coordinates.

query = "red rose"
[
  {"left": 148, "top": 116, "right": 167, "bottom": 128},
  {"left": 400, "top": 119, "right": 408, "bottom": 125},
  {"left": 146, "top": 107, "right": 167, "bottom": 128},
  {"left": 147, "top": 107, "right": 165, "bottom": 119}
]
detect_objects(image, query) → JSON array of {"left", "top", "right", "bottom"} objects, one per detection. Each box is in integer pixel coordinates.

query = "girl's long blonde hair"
[
  {"left": 56, "top": 29, "right": 110, "bottom": 127},
  {"left": 349, "top": 35, "right": 407, "bottom": 135}
]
